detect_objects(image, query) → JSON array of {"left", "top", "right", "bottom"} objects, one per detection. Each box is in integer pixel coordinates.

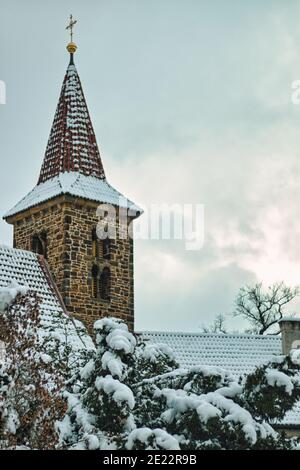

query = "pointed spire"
[
  {"left": 38, "top": 15, "right": 105, "bottom": 185},
  {"left": 4, "top": 21, "right": 141, "bottom": 221},
  {"left": 38, "top": 59, "right": 105, "bottom": 184}
]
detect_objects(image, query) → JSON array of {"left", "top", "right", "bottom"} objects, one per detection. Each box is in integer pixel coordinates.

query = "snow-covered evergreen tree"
[
  {"left": 58, "top": 317, "right": 178, "bottom": 450},
  {"left": 59, "top": 317, "right": 300, "bottom": 450}
]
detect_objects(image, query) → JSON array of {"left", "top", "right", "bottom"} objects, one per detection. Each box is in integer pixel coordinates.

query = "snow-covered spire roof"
[
  {"left": 4, "top": 54, "right": 142, "bottom": 219},
  {"left": 38, "top": 56, "right": 105, "bottom": 184}
]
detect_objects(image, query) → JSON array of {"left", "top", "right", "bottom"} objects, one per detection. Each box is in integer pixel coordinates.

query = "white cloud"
[{"left": 106, "top": 116, "right": 300, "bottom": 331}]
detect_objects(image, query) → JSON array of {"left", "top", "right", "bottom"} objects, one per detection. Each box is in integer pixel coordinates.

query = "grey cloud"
[{"left": 2, "top": 1, "right": 300, "bottom": 331}]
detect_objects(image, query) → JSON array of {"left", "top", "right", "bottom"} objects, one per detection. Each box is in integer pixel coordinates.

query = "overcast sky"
[{"left": 1, "top": 1, "right": 300, "bottom": 332}]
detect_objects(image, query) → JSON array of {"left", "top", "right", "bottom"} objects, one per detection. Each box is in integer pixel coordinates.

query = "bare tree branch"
[{"left": 234, "top": 282, "right": 299, "bottom": 335}]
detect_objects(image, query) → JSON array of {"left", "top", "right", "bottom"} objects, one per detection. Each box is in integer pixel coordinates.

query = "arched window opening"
[
  {"left": 100, "top": 267, "right": 110, "bottom": 301},
  {"left": 32, "top": 232, "right": 47, "bottom": 258},
  {"left": 92, "top": 265, "right": 99, "bottom": 299},
  {"left": 92, "top": 228, "right": 99, "bottom": 258},
  {"left": 103, "top": 238, "right": 110, "bottom": 261}
]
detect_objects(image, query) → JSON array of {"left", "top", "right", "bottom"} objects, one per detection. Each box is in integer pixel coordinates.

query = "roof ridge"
[
  {"left": 37, "top": 255, "right": 69, "bottom": 316},
  {"left": 140, "top": 330, "right": 282, "bottom": 341},
  {"left": 58, "top": 171, "right": 81, "bottom": 191}
]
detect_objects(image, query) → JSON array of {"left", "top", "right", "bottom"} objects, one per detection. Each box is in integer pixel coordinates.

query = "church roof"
[
  {"left": 38, "top": 62, "right": 105, "bottom": 184},
  {"left": 142, "top": 330, "right": 300, "bottom": 427},
  {"left": 4, "top": 172, "right": 141, "bottom": 219},
  {"left": 0, "top": 245, "right": 94, "bottom": 358},
  {"left": 142, "top": 330, "right": 282, "bottom": 378},
  {"left": 4, "top": 55, "right": 140, "bottom": 219}
]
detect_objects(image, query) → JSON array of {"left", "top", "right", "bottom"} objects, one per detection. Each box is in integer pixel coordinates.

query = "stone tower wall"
[{"left": 9, "top": 195, "right": 135, "bottom": 332}]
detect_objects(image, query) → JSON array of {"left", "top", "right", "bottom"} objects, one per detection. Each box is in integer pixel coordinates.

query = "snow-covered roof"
[
  {"left": 38, "top": 63, "right": 105, "bottom": 184},
  {"left": 4, "top": 58, "right": 141, "bottom": 220},
  {"left": 142, "top": 330, "right": 300, "bottom": 427},
  {"left": 4, "top": 172, "right": 142, "bottom": 219},
  {"left": 0, "top": 246, "right": 64, "bottom": 316},
  {"left": 142, "top": 331, "right": 282, "bottom": 377},
  {"left": 0, "top": 245, "right": 94, "bottom": 355}
]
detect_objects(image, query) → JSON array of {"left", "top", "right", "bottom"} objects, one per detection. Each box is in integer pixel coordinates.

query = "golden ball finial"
[
  {"left": 67, "top": 42, "right": 77, "bottom": 54},
  {"left": 66, "top": 15, "right": 78, "bottom": 55}
]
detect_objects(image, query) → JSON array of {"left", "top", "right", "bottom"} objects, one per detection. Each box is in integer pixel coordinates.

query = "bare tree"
[
  {"left": 201, "top": 314, "right": 227, "bottom": 334},
  {"left": 234, "top": 282, "right": 299, "bottom": 335}
]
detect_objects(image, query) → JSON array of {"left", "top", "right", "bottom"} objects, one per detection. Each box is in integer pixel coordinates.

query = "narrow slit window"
[
  {"left": 92, "top": 228, "right": 99, "bottom": 258},
  {"left": 100, "top": 267, "right": 110, "bottom": 301},
  {"left": 92, "top": 265, "right": 99, "bottom": 299},
  {"left": 103, "top": 238, "right": 110, "bottom": 261}
]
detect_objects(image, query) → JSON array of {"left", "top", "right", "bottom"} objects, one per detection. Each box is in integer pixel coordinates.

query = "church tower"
[{"left": 4, "top": 21, "right": 141, "bottom": 331}]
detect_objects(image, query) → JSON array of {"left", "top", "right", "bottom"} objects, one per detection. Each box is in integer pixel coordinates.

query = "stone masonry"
[{"left": 6, "top": 195, "right": 135, "bottom": 332}]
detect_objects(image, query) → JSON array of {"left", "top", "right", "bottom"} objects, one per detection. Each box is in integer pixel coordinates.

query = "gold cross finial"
[{"left": 66, "top": 15, "right": 78, "bottom": 55}]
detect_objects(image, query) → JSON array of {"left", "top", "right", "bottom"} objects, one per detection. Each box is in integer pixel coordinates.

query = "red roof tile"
[{"left": 38, "top": 60, "right": 105, "bottom": 184}]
